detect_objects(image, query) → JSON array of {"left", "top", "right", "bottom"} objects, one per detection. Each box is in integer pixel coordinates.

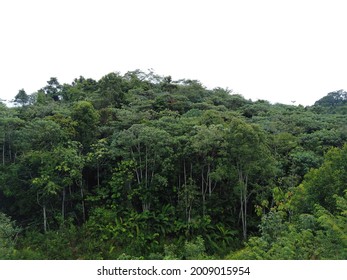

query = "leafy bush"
[{"left": 0, "top": 212, "right": 20, "bottom": 259}]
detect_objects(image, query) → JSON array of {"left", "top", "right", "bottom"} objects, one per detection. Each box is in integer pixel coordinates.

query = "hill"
[{"left": 1, "top": 70, "right": 346, "bottom": 259}]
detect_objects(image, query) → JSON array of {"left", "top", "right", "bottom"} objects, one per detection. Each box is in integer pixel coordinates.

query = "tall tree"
[
  {"left": 96, "top": 72, "right": 127, "bottom": 108},
  {"left": 190, "top": 124, "right": 224, "bottom": 217},
  {"left": 222, "top": 119, "right": 274, "bottom": 239},
  {"left": 71, "top": 101, "right": 99, "bottom": 149},
  {"left": 14, "top": 89, "right": 29, "bottom": 106},
  {"left": 43, "top": 77, "right": 62, "bottom": 101},
  {"left": 112, "top": 124, "right": 173, "bottom": 212}
]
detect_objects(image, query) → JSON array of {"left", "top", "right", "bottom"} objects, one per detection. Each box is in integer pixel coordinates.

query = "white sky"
[{"left": 1, "top": 0, "right": 347, "bottom": 106}]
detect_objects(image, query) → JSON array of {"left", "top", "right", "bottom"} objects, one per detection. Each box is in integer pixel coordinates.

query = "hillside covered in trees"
[{"left": 0, "top": 70, "right": 346, "bottom": 259}]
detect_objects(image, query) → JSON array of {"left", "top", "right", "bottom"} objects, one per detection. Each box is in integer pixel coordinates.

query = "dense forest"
[{"left": 0, "top": 70, "right": 346, "bottom": 259}]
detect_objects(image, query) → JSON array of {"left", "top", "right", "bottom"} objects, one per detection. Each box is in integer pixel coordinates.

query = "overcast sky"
[{"left": 1, "top": 0, "right": 346, "bottom": 106}]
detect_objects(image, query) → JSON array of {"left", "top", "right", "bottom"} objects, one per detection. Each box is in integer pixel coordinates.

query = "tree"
[
  {"left": 14, "top": 89, "right": 29, "bottom": 106},
  {"left": 18, "top": 119, "right": 67, "bottom": 152},
  {"left": 190, "top": 124, "right": 224, "bottom": 217},
  {"left": 112, "top": 124, "right": 174, "bottom": 212},
  {"left": 87, "top": 138, "right": 110, "bottom": 188},
  {"left": 43, "top": 77, "right": 62, "bottom": 101},
  {"left": 228, "top": 192, "right": 347, "bottom": 260},
  {"left": 32, "top": 165, "right": 61, "bottom": 233},
  {"left": 71, "top": 101, "right": 99, "bottom": 149},
  {"left": 291, "top": 144, "right": 347, "bottom": 214},
  {"left": 222, "top": 119, "right": 275, "bottom": 239},
  {"left": 314, "top": 89, "right": 347, "bottom": 108},
  {"left": 0, "top": 212, "right": 19, "bottom": 258},
  {"left": 54, "top": 141, "right": 86, "bottom": 223},
  {"left": 0, "top": 113, "right": 24, "bottom": 165},
  {"left": 61, "top": 76, "right": 98, "bottom": 102},
  {"left": 95, "top": 72, "right": 127, "bottom": 108}
]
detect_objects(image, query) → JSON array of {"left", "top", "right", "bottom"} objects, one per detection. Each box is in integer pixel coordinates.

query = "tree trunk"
[
  {"left": 142, "top": 201, "right": 150, "bottom": 212},
  {"left": 43, "top": 204, "right": 47, "bottom": 233},
  {"left": 188, "top": 204, "right": 192, "bottom": 224},
  {"left": 62, "top": 187, "right": 65, "bottom": 224},
  {"left": 201, "top": 168, "right": 206, "bottom": 217},
  {"left": 208, "top": 163, "right": 212, "bottom": 197},
  {"left": 97, "top": 161, "right": 100, "bottom": 188},
  {"left": 238, "top": 168, "right": 248, "bottom": 240},
  {"left": 79, "top": 180, "right": 86, "bottom": 222},
  {"left": 183, "top": 160, "right": 187, "bottom": 187},
  {"left": 2, "top": 141, "right": 5, "bottom": 165},
  {"left": 145, "top": 145, "right": 148, "bottom": 190}
]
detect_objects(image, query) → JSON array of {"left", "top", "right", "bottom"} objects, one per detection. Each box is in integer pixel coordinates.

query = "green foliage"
[
  {"left": 14, "top": 89, "right": 29, "bottom": 106},
  {"left": 291, "top": 144, "right": 347, "bottom": 213},
  {"left": 71, "top": 101, "right": 99, "bottom": 148},
  {"left": 184, "top": 236, "right": 207, "bottom": 260},
  {"left": 228, "top": 201, "right": 347, "bottom": 260},
  {"left": 0, "top": 213, "right": 20, "bottom": 259},
  {"left": 314, "top": 89, "right": 347, "bottom": 108},
  {"left": 314, "top": 193, "right": 347, "bottom": 258},
  {"left": 43, "top": 77, "right": 63, "bottom": 101},
  {"left": 0, "top": 70, "right": 346, "bottom": 259},
  {"left": 94, "top": 72, "right": 127, "bottom": 108},
  {"left": 229, "top": 145, "right": 347, "bottom": 260}
]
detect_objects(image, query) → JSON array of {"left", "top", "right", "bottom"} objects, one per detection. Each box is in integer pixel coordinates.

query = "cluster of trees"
[{"left": 0, "top": 70, "right": 346, "bottom": 259}]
